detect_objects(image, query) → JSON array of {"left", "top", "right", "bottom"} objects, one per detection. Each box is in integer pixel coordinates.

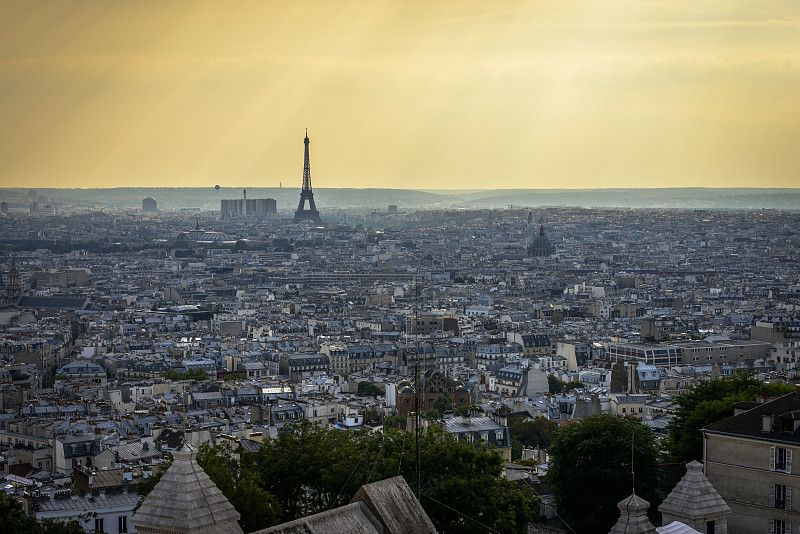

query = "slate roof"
[
  {"left": 17, "top": 296, "right": 90, "bottom": 309},
  {"left": 703, "top": 388, "right": 800, "bottom": 444},
  {"left": 35, "top": 491, "right": 139, "bottom": 512}
]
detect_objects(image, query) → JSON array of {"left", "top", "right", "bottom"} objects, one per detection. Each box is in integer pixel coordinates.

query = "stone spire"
[
  {"left": 131, "top": 445, "right": 243, "bottom": 534},
  {"left": 658, "top": 460, "right": 730, "bottom": 533},
  {"left": 608, "top": 493, "right": 656, "bottom": 534}
]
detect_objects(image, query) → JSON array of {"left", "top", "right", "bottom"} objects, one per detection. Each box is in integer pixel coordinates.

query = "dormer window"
[{"left": 781, "top": 418, "right": 794, "bottom": 433}]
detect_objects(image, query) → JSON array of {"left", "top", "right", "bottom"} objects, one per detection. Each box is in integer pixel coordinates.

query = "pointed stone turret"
[
  {"left": 131, "top": 444, "right": 243, "bottom": 534},
  {"left": 659, "top": 460, "right": 730, "bottom": 533},
  {"left": 609, "top": 493, "right": 656, "bottom": 534}
]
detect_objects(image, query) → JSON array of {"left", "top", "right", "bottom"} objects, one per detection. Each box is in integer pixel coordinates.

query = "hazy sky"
[{"left": 1, "top": 1, "right": 799, "bottom": 190}]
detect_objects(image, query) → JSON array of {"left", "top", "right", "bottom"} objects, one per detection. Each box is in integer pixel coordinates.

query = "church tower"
[{"left": 5, "top": 261, "right": 23, "bottom": 305}]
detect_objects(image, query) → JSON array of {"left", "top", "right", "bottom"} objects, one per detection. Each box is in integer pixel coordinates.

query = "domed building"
[
  {"left": 174, "top": 221, "right": 235, "bottom": 243},
  {"left": 528, "top": 221, "right": 555, "bottom": 258}
]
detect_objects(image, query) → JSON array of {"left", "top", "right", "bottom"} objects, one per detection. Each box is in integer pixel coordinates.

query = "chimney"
[{"left": 762, "top": 411, "right": 774, "bottom": 433}]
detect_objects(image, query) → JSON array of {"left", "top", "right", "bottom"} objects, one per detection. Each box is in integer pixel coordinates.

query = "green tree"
[
  {"left": 430, "top": 391, "right": 454, "bottom": 414},
  {"left": 508, "top": 416, "right": 559, "bottom": 450},
  {"left": 0, "top": 492, "right": 86, "bottom": 534},
  {"left": 0, "top": 492, "right": 37, "bottom": 534},
  {"left": 196, "top": 443, "right": 281, "bottom": 532},
  {"left": 547, "top": 375, "right": 584, "bottom": 394},
  {"left": 664, "top": 372, "right": 793, "bottom": 463},
  {"left": 161, "top": 368, "right": 208, "bottom": 381},
  {"left": 136, "top": 458, "right": 172, "bottom": 500},
  {"left": 272, "top": 238, "right": 294, "bottom": 252},
  {"left": 548, "top": 414, "right": 662, "bottom": 533},
  {"left": 37, "top": 518, "right": 88, "bottom": 534},
  {"left": 249, "top": 421, "right": 536, "bottom": 533},
  {"left": 547, "top": 374, "right": 562, "bottom": 394},
  {"left": 223, "top": 372, "right": 247, "bottom": 381},
  {"left": 137, "top": 422, "right": 535, "bottom": 533},
  {"left": 383, "top": 414, "right": 406, "bottom": 430},
  {"left": 425, "top": 407, "right": 442, "bottom": 420},
  {"left": 357, "top": 381, "right": 385, "bottom": 397}
]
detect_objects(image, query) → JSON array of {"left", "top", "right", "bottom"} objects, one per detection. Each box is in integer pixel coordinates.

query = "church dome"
[{"left": 528, "top": 223, "right": 554, "bottom": 258}]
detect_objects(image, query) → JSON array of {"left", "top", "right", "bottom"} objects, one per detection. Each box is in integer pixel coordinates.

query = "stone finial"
[
  {"left": 131, "top": 444, "right": 243, "bottom": 534},
  {"left": 609, "top": 493, "right": 656, "bottom": 534},
  {"left": 658, "top": 460, "right": 730, "bottom": 533}
]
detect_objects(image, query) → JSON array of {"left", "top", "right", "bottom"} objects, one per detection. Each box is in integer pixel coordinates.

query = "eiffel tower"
[{"left": 293, "top": 129, "right": 322, "bottom": 224}]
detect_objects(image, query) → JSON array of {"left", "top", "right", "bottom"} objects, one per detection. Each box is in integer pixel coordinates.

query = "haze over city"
[
  {"left": 2, "top": 1, "right": 800, "bottom": 190},
  {"left": 4, "top": 3, "right": 800, "bottom": 534}
]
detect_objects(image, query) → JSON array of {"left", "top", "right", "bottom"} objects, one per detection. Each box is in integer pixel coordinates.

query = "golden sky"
[{"left": 1, "top": 1, "right": 799, "bottom": 190}]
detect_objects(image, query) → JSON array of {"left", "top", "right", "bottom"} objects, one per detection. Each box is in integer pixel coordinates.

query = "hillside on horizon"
[{"left": 2, "top": 187, "right": 799, "bottom": 211}]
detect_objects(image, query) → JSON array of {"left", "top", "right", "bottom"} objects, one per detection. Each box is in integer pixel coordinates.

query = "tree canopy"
[
  {"left": 508, "top": 416, "right": 559, "bottom": 459},
  {"left": 197, "top": 443, "right": 281, "bottom": 533},
  {"left": 426, "top": 391, "right": 455, "bottom": 419},
  {"left": 0, "top": 492, "right": 86, "bottom": 534},
  {"left": 548, "top": 414, "right": 662, "bottom": 533},
  {"left": 664, "top": 371, "right": 793, "bottom": 463},
  {"left": 547, "top": 374, "right": 583, "bottom": 394},
  {"left": 140, "top": 421, "right": 536, "bottom": 533},
  {"left": 356, "top": 381, "right": 385, "bottom": 397},
  {"left": 161, "top": 368, "right": 208, "bottom": 381}
]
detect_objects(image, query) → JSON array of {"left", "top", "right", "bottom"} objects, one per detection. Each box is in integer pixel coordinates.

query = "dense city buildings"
[{"left": 0, "top": 198, "right": 799, "bottom": 532}]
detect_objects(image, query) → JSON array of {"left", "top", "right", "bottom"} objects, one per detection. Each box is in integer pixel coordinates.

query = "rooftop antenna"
[{"left": 414, "top": 275, "right": 421, "bottom": 501}]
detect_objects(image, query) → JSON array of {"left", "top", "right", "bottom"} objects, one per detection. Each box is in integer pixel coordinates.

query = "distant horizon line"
[{"left": 3, "top": 186, "right": 800, "bottom": 192}]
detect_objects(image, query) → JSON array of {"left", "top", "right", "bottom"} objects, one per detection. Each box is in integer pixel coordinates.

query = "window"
[
  {"left": 94, "top": 518, "right": 104, "bottom": 533},
  {"left": 705, "top": 520, "right": 714, "bottom": 534},
  {"left": 771, "top": 519, "right": 789, "bottom": 534},
  {"left": 118, "top": 516, "right": 127, "bottom": 534},
  {"left": 771, "top": 447, "right": 793, "bottom": 473},
  {"left": 772, "top": 484, "right": 791, "bottom": 510}
]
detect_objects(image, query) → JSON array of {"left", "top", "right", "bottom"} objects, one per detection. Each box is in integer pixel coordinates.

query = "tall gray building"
[
  {"left": 142, "top": 197, "right": 157, "bottom": 212},
  {"left": 221, "top": 192, "right": 276, "bottom": 219}
]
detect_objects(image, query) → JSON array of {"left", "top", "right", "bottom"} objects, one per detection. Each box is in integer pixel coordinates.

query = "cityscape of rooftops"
[{"left": 2, "top": 2, "right": 800, "bottom": 534}]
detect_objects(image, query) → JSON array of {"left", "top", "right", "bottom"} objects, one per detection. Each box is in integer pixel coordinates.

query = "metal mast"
[
  {"left": 293, "top": 129, "right": 322, "bottom": 224},
  {"left": 414, "top": 277, "right": 421, "bottom": 500}
]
